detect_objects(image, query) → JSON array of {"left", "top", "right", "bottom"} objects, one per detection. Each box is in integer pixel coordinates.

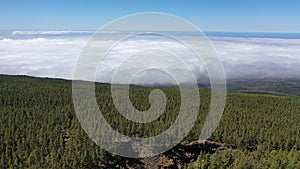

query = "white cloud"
[
  {"left": 0, "top": 32, "right": 300, "bottom": 84},
  {"left": 0, "top": 37, "right": 86, "bottom": 79},
  {"left": 211, "top": 37, "right": 300, "bottom": 78},
  {"left": 11, "top": 30, "right": 93, "bottom": 36}
]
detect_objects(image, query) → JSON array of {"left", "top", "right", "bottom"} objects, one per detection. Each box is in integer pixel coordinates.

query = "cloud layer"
[
  {"left": 212, "top": 37, "right": 300, "bottom": 79},
  {"left": 0, "top": 31, "right": 300, "bottom": 84}
]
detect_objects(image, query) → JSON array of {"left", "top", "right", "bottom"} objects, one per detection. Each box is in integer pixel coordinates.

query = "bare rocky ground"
[{"left": 101, "top": 140, "right": 227, "bottom": 169}]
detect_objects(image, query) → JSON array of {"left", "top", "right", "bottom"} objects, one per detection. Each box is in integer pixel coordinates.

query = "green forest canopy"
[{"left": 1, "top": 75, "right": 300, "bottom": 168}]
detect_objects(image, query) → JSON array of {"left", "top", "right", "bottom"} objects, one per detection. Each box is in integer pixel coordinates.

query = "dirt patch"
[{"left": 104, "top": 140, "right": 226, "bottom": 169}]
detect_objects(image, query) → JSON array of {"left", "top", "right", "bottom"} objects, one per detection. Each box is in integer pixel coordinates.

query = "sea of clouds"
[{"left": 0, "top": 30, "right": 299, "bottom": 84}]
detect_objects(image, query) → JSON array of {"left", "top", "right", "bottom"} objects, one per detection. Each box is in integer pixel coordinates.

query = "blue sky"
[{"left": 0, "top": 0, "right": 300, "bottom": 32}]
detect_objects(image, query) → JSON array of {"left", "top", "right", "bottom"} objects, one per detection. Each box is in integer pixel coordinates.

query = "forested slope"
[{"left": 1, "top": 75, "right": 300, "bottom": 168}]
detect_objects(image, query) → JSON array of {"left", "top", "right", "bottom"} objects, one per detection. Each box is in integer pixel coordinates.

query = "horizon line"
[{"left": 1, "top": 29, "right": 300, "bottom": 34}]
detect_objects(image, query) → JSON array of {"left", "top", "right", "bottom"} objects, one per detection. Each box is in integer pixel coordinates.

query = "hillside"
[
  {"left": 1, "top": 75, "right": 300, "bottom": 168},
  {"left": 227, "top": 78, "right": 300, "bottom": 96}
]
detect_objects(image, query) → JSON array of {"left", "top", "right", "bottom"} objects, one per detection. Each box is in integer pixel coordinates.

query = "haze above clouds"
[{"left": 0, "top": 31, "right": 299, "bottom": 84}]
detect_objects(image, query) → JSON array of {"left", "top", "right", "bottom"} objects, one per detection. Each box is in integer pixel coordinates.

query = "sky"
[
  {"left": 0, "top": 0, "right": 300, "bottom": 83},
  {"left": 0, "top": 0, "right": 300, "bottom": 32}
]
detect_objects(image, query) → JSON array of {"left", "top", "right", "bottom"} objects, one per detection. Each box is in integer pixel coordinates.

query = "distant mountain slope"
[{"left": 227, "top": 78, "right": 300, "bottom": 96}]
